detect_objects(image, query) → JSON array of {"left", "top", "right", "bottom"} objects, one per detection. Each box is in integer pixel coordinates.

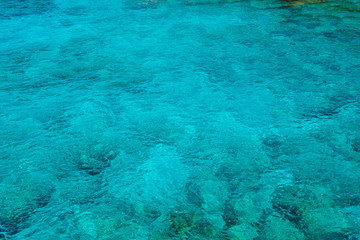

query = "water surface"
[{"left": 0, "top": 0, "right": 360, "bottom": 239}]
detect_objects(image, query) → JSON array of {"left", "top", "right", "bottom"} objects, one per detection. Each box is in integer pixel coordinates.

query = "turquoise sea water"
[{"left": 0, "top": 0, "right": 360, "bottom": 239}]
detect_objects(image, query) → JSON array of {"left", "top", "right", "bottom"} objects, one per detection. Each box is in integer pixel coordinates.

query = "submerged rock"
[
  {"left": 262, "top": 134, "right": 285, "bottom": 158},
  {"left": 123, "top": 0, "right": 163, "bottom": 9},
  {"left": 77, "top": 146, "right": 117, "bottom": 176},
  {"left": 321, "top": 232, "right": 349, "bottom": 240},
  {"left": 227, "top": 223, "right": 259, "bottom": 240},
  {"left": 263, "top": 214, "right": 307, "bottom": 240},
  {"left": 184, "top": 0, "right": 242, "bottom": 4},
  {"left": 302, "top": 207, "right": 349, "bottom": 239},
  {"left": 281, "top": 0, "right": 326, "bottom": 6},
  {"left": 199, "top": 179, "right": 229, "bottom": 230},
  {"left": 272, "top": 184, "right": 352, "bottom": 239},
  {"left": 351, "top": 138, "right": 360, "bottom": 153},
  {"left": 0, "top": 0, "right": 54, "bottom": 18},
  {"left": 0, "top": 175, "right": 54, "bottom": 236},
  {"left": 152, "top": 210, "right": 222, "bottom": 239},
  {"left": 125, "top": 0, "right": 254, "bottom": 7}
]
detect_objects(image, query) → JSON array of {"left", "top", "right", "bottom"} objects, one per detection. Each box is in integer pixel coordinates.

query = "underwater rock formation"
[
  {"left": 0, "top": 0, "right": 54, "bottom": 18},
  {"left": 77, "top": 146, "right": 117, "bottom": 176},
  {"left": 0, "top": 175, "right": 54, "bottom": 237},
  {"left": 183, "top": 0, "right": 242, "bottom": 4},
  {"left": 281, "top": 0, "right": 326, "bottom": 6},
  {"left": 125, "top": 0, "right": 246, "bottom": 7},
  {"left": 263, "top": 214, "right": 307, "bottom": 240},
  {"left": 106, "top": 144, "right": 189, "bottom": 211},
  {"left": 271, "top": 184, "right": 353, "bottom": 239}
]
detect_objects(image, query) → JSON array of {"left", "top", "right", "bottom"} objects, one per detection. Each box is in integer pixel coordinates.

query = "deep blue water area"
[{"left": 0, "top": 0, "right": 360, "bottom": 239}]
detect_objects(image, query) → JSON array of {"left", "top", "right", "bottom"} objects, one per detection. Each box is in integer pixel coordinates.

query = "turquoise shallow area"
[{"left": 1, "top": 0, "right": 360, "bottom": 239}]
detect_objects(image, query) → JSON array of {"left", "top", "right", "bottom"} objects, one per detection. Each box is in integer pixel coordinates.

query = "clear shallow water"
[{"left": 0, "top": 0, "right": 360, "bottom": 239}]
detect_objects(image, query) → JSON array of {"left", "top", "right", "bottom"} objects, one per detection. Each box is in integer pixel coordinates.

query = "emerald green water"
[{"left": 0, "top": 0, "right": 360, "bottom": 239}]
